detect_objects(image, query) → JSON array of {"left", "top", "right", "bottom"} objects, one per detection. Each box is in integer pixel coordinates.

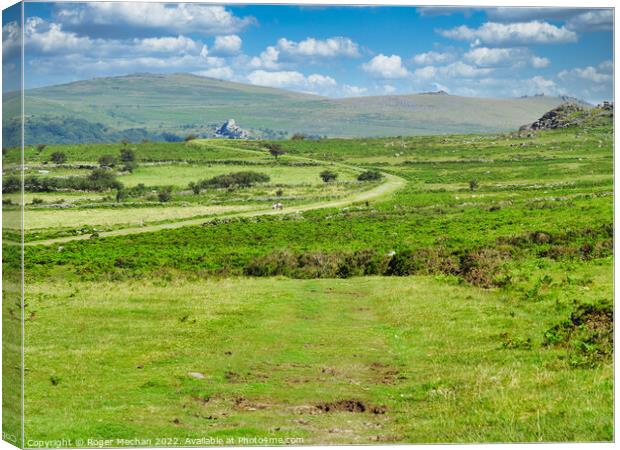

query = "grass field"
[{"left": 3, "top": 113, "right": 614, "bottom": 444}]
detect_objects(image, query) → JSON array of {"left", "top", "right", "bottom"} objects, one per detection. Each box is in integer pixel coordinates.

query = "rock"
[
  {"left": 215, "top": 119, "right": 249, "bottom": 139},
  {"left": 188, "top": 372, "right": 206, "bottom": 379}
]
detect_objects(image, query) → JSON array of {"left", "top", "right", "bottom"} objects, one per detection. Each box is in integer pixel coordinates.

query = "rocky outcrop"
[
  {"left": 215, "top": 119, "right": 249, "bottom": 139},
  {"left": 519, "top": 103, "right": 584, "bottom": 131},
  {"left": 519, "top": 101, "right": 613, "bottom": 131}
]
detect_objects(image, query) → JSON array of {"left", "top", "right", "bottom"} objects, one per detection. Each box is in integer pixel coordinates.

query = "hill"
[
  {"left": 4, "top": 72, "right": 581, "bottom": 145},
  {"left": 520, "top": 101, "right": 613, "bottom": 131}
]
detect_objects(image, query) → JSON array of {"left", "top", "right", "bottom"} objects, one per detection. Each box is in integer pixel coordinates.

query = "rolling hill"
[{"left": 3, "top": 73, "right": 583, "bottom": 145}]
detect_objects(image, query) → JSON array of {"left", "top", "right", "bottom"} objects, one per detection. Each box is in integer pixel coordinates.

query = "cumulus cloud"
[
  {"left": 194, "top": 66, "right": 235, "bottom": 80},
  {"left": 341, "top": 84, "right": 368, "bottom": 96},
  {"left": 566, "top": 10, "right": 613, "bottom": 32},
  {"left": 463, "top": 47, "right": 549, "bottom": 68},
  {"left": 412, "top": 50, "right": 454, "bottom": 65},
  {"left": 530, "top": 56, "right": 550, "bottom": 68},
  {"left": 54, "top": 3, "right": 255, "bottom": 37},
  {"left": 246, "top": 70, "right": 336, "bottom": 90},
  {"left": 414, "top": 62, "right": 493, "bottom": 81},
  {"left": 276, "top": 36, "right": 360, "bottom": 59},
  {"left": 558, "top": 64, "right": 613, "bottom": 84},
  {"left": 362, "top": 54, "right": 409, "bottom": 79},
  {"left": 213, "top": 35, "right": 242, "bottom": 55},
  {"left": 438, "top": 21, "right": 577, "bottom": 46},
  {"left": 249, "top": 46, "right": 281, "bottom": 70}
]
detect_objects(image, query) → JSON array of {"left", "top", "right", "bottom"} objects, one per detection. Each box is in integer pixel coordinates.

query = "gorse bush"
[
  {"left": 198, "top": 171, "right": 270, "bottom": 189},
  {"left": 543, "top": 301, "right": 613, "bottom": 368},
  {"left": 357, "top": 170, "right": 383, "bottom": 182},
  {"left": 3, "top": 169, "right": 122, "bottom": 193}
]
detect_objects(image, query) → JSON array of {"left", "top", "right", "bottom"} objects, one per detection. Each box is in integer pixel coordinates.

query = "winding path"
[{"left": 25, "top": 147, "right": 406, "bottom": 246}]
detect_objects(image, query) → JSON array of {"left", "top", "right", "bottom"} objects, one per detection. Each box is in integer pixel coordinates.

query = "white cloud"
[
  {"left": 25, "top": 17, "right": 94, "bottom": 54},
  {"left": 246, "top": 70, "right": 336, "bottom": 91},
  {"left": 341, "top": 84, "right": 368, "bottom": 96},
  {"left": 382, "top": 84, "right": 397, "bottom": 94},
  {"left": 55, "top": 3, "right": 255, "bottom": 36},
  {"left": 276, "top": 36, "right": 360, "bottom": 59},
  {"left": 412, "top": 66, "right": 438, "bottom": 80},
  {"left": 362, "top": 54, "right": 409, "bottom": 79},
  {"left": 136, "top": 36, "right": 207, "bottom": 55},
  {"left": 530, "top": 56, "right": 550, "bottom": 68},
  {"left": 412, "top": 50, "right": 454, "bottom": 65},
  {"left": 413, "top": 61, "right": 492, "bottom": 81},
  {"left": 249, "top": 46, "right": 281, "bottom": 69},
  {"left": 558, "top": 65, "right": 613, "bottom": 84},
  {"left": 213, "top": 35, "right": 242, "bottom": 55},
  {"left": 463, "top": 47, "right": 549, "bottom": 69},
  {"left": 194, "top": 66, "right": 235, "bottom": 80},
  {"left": 439, "top": 21, "right": 577, "bottom": 46},
  {"left": 566, "top": 10, "right": 613, "bottom": 32}
]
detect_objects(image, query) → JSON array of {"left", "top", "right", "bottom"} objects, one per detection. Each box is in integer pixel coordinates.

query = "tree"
[
  {"left": 265, "top": 143, "right": 285, "bottom": 160},
  {"left": 50, "top": 151, "right": 67, "bottom": 164},
  {"left": 291, "top": 133, "right": 307, "bottom": 140},
  {"left": 98, "top": 154, "right": 117, "bottom": 167},
  {"left": 119, "top": 148, "right": 136, "bottom": 163},
  {"left": 158, "top": 186, "right": 173, "bottom": 202},
  {"left": 320, "top": 170, "right": 338, "bottom": 183},
  {"left": 469, "top": 179, "right": 479, "bottom": 191},
  {"left": 188, "top": 181, "right": 201, "bottom": 195},
  {"left": 36, "top": 144, "right": 46, "bottom": 153},
  {"left": 87, "top": 169, "right": 122, "bottom": 191}
]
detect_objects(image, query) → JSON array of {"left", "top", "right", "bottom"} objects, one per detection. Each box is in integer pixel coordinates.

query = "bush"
[
  {"left": 98, "top": 154, "right": 117, "bottom": 167},
  {"left": 320, "top": 170, "right": 338, "bottom": 183},
  {"left": 31, "top": 197, "right": 44, "bottom": 205},
  {"left": 158, "top": 186, "right": 173, "bottom": 202},
  {"left": 357, "top": 170, "right": 383, "bottom": 182},
  {"left": 50, "top": 151, "right": 67, "bottom": 164},
  {"left": 543, "top": 301, "right": 613, "bottom": 368},
  {"left": 200, "top": 171, "right": 270, "bottom": 189},
  {"left": 119, "top": 148, "right": 136, "bottom": 163}
]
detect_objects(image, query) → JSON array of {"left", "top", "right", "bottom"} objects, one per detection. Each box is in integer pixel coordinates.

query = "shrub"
[
  {"left": 468, "top": 179, "right": 479, "bottom": 191},
  {"left": 188, "top": 181, "right": 201, "bottom": 195},
  {"left": 120, "top": 148, "right": 136, "bottom": 162},
  {"left": 31, "top": 198, "right": 44, "bottom": 205},
  {"left": 158, "top": 186, "right": 173, "bottom": 202},
  {"left": 98, "top": 154, "right": 117, "bottom": 167},
  {"left": 201, "top": 171, "right": 270, "bottom": 189},
  {"left": 50, "top": 151, "right": 67, "bottom": 164},
  {"left": 320, "top": 170, "right": 338, "bottom": 183},
  {"left": 357, "top": 170, "right": 383, "bottom": 182},
  {"left": 543, "top": 301, "right": 613, "bottom": 368},
  {"left": 458, "top": 249, "right": 506, "bottom": 288}
]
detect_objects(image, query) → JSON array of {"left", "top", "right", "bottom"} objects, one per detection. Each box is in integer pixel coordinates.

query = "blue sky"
[{"left": 2, "top": 3, "right": 614, "bottom": 102}]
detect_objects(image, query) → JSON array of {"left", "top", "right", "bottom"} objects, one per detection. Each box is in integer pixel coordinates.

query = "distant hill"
[{"left": 3, "top": 73, "right": 584, "bottom": 145}]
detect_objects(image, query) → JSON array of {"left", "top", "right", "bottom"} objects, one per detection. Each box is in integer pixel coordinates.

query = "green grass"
[
  {"left": 119, "top": 164, "right": 357, "bottom": 188},
  {"left": 4, "top": 122, "right": 613, "bottom": 444},
  {"left": 23, "top": 266, "right": 612, "bottom": 444}
]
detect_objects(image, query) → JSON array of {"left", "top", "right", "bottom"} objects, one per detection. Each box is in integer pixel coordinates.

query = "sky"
[{"left": 2, "top": 2, "right": 614, "bottom": 102}]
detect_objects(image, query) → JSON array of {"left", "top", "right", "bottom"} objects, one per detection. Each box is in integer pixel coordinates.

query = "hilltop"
[
  {"left": 520, "top": 101, "right": 613, "bottom": 131},
  {"left": 4, "top": 73, "right": 581, "bottom": 145}
]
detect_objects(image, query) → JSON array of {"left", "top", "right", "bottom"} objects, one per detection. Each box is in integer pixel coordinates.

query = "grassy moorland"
[
  {"left": 4, "top": 73, "right": 573, "bottom": 145},
  {"left": 2, "top": 111, "right": 613, "bottom": 444}
]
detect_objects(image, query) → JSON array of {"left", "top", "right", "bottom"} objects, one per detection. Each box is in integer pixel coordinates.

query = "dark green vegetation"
[
  {"left": 2, "top": 109, "right": 613, "bottom": 443},
  {"left": 4, "top": 73, "right": 578, "bottom": 145}
]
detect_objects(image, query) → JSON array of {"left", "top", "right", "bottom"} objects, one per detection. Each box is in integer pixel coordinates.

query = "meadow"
[{"left": 2, "top": 116, "right": 613, "bottom": 444}]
